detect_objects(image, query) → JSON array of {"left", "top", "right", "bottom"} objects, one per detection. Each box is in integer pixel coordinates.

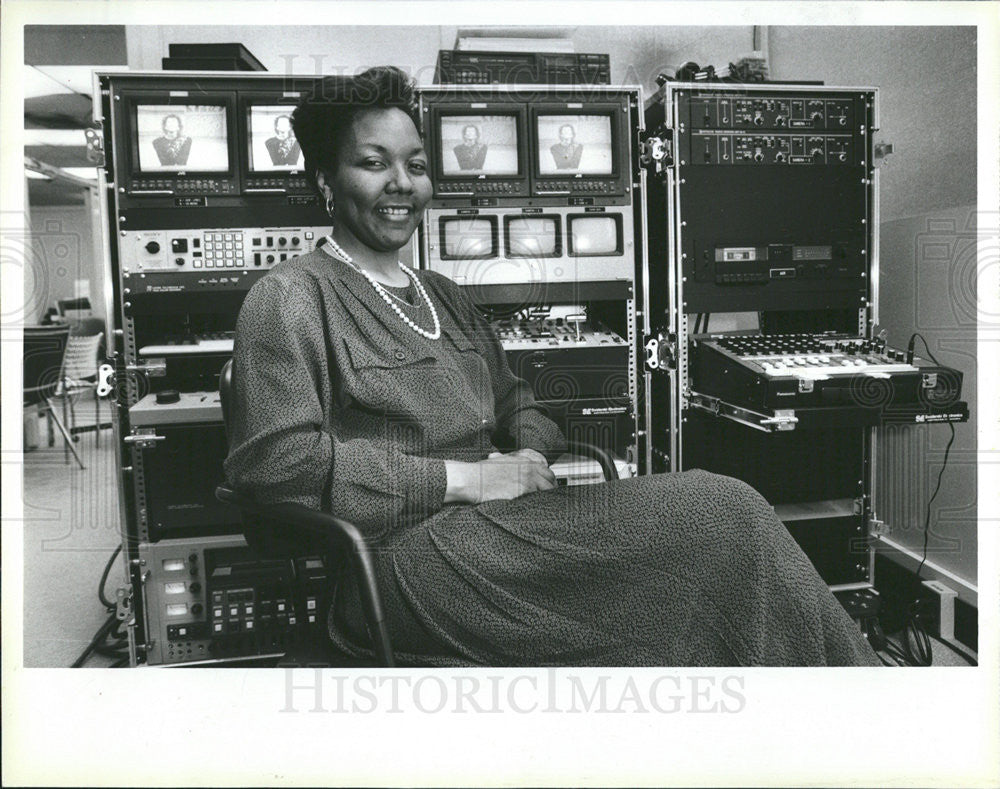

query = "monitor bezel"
[
  {"left": 238, "top": 92, "right": 307, "bottom": 179},
  {"left": 503, "top": 214, "right": 563, "bottom": 259},
  {"left": 438, "top": 215, "right": 500, "bottom": 260},
  {"left": 428, "top": 104, "right": 529, "bottom": 189},
  {"left": 528, "top": 102, "right": 628, "bottom": 190},
  {"left": 566, "top": 212, "right": 624, "bottom": 257},
  {"left": 123, "top": 90, "right": 239, "bottom": 179}
]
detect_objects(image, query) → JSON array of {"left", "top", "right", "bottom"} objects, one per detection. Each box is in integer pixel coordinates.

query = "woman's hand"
[{"left": 444, "top": 450, "right": 557, "bottom": 504}]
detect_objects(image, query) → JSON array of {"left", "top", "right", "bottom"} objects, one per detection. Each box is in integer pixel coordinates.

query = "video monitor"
[
  {"left": 567, "top": 214, "right": 623, "bottom": 256},
  {"left": 247, "top": 105, "right": 303, "bottom": 172},
  {"left": 438, "top": 114, "right": 519, "bottom": 176},
  {"left": 505, "top": 216, "right": 561, "bottom": 258},
  {"left": 536, "top": 114, "right": 614, "bottom": 176},
  {"left": 134, "top": 103, "right": 230, "bottom": 173},
  {"left": 439, "top": 216, "right": 498, "bottom": 259}
]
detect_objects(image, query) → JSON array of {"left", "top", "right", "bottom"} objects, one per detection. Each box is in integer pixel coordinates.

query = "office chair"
[
  {"left": 24, "top": 325, "right": 85, "bottom": 469},
  {"left": 215, "top": 358, "right": 618, "bottom": 667}
]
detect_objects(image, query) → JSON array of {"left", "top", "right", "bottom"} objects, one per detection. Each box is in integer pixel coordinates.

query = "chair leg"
[
  {"left": 94, "top": 389, "right": 100, "bottom": 448},
  {"left": 43, "top": 397, "right": 85, "bottom": 469},
  {"left": 68, "top": 392, "right": 80, "bottom": 442},
  {"left": 61, "top": 391, "right": 69, "bottom": 462}
]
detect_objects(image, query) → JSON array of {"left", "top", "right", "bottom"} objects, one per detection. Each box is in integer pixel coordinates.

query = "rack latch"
[
  {"left": 644, "top": 331, "right": 677, "bottom": 372},
  {"left": 639, "top": 125, "right": 673, "bottom": 177}
]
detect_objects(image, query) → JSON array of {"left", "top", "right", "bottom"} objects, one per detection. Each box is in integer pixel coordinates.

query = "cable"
[
  {"left": 99, "top": 544, "right": 123, "bottom": 610},
  {"left": 906, "top": 332, "right": 941, "bottom": 366},
  {"left": 915, "top": 422, "right": 956, "bottom": 582},
  {"left": 71, "top": 613, "right": 119, "bottom": 668}
]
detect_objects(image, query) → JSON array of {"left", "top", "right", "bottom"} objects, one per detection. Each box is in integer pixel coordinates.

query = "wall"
[
  {"left": 769, "top": 26, "right": 978, "bottom": 587},
  {"left": 125, "top": 25, "right": 756, "bottom": 98},
  {"left": 27, "top": 199, "right": 105, "bottom": 324}
]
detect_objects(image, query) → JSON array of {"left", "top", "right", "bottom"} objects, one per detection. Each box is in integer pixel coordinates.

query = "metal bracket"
[
  {"left": 688, "top": 392, "right": 799, "bottom": 432},
  {"left": 115, "top": 585, "right": 132, "bottom": 621},
  {"left": 867, "top": 517, "right": 890, "bottom": 538},
  {"left": 123, "top": 428, "right": 165, "bottom": 448},
  {"left": 97, "top": 363, "right": 115, "bottom": 398},
  {"left": 873, "top": 141, "right": 893, "bottom": 167},
  {"left": 126, "top": 359, "right": 167, "bottom": 377},
  {"left": 84, "top": 123, "right": 105, "bottom": 167},
  {"left": 639, "top": 125, "right": 673, "bottom": 178},
  {"left": 644, "top": 331, "right": 677, "bottom": 372}
]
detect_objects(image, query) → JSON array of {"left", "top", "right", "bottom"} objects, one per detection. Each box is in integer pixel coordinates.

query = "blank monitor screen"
[
  {"left": 136, "top": 104, "right": 229, "bottom": 172},
  {"left": 248, "top": 106, "right": 303, "bottom": 172},
  {"left": 537, "top": 114, "right": 613, "bottom": 176},
  {"left": 440, "top": 217, "right": 497, "bottom": 259},
  {"left": 506, "top": 216, "right": 560, "bottom": 257},
  {"left": 568, "top": 215, "right": 622, "bottom": 256},
  {"left": 440, "top": 115, "right": 519, "bottom": 176}
]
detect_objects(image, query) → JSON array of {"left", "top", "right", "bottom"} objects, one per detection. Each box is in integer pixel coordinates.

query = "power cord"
[{"left": 71, "top": 545, "right": 130, "bottom": 667}]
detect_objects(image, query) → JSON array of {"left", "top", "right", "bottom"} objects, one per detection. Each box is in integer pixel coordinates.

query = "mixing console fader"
[{"left": 690, "top": 333, "right": 966, "bottom": 414}]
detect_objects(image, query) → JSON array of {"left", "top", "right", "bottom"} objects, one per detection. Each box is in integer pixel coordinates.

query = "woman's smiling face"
[{"left": 325, "top": 107, "right": 432, "bottom": 253}]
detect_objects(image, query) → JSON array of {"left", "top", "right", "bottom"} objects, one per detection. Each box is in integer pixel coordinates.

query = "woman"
[{"left": 224, "top": 67, "right": 879, "bottom": 667}]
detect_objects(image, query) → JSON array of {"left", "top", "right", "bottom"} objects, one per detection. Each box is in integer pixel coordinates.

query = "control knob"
[
  {"left": 174, "top": 257, "right": 185, "bottom": 266},
  {"left": 144, "top": 241, "right": 160, "bottom": 254},
  {"left": 753, "top": 150, "right": 765, "bottom": 163}
]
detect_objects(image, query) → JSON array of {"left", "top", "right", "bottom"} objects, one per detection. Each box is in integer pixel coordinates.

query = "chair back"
[
  {"left": 62, "top": 332, "right": 103, "bottom": 382},
  {"left": 24, "top": 325, "right": 70, "bottom": 404},
  {"left": 219, "top": 357, "right": 234, "bottom": 439},
  {"left": 218, "top": 357, "right": 320, "bottom": 559}
]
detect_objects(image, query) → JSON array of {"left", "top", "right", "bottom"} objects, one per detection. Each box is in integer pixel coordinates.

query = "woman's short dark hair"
[{"left": 291, "top": 66, "right": 420, "bottom": 193}]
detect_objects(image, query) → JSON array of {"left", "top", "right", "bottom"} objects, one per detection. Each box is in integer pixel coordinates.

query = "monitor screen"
[
  {"left": 506, "top": 216, "right": 560, "bottom": 257},
  {"left": 439, "top": 115, "right": 519, "bottom": 176},
  {"left": 248, "top": 105, "right": 303, "bottom": 172},
  {"left": 568, "top": 215, "right": 622, "bottom": 256},
  {"left": 439, "top": 217, "right": 497, "bottom": 259},
  {"left": 536, "top": 114, "right": 613, "bottom": 176},
  {"left": 135, "top": 104, "right": 229, "bottom": 172}
]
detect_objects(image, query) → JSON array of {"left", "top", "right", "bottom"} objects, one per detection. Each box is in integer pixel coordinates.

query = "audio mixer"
[{"left": 690, "top": 333, "right": 964, "bottom": 413}]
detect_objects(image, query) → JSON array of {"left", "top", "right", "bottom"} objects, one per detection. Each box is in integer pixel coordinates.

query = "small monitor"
[
  {"left": 439, "top": 216, "right": 498, "bottom": 259},
  {"left": 248, "top": 105, "right": 303, "bottom": 172},
  {"left": 135, "top": 104, "right": 229, "bottom": 172},
  {"left": 505, "top": 216, "right": 561, "bottom": 258},
  {"left": 536, "top": 114, "right": 613, "bottom": 176},
  {"left": 567, "top": 214, "right": 623, "bottom": 256},
  {"left": 439, "top": 115, "right": 519, "bottom": 176}
]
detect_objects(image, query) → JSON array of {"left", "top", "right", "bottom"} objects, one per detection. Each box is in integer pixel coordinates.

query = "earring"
[{"left": 325, "top": 194, "right": 335, "bottom": 218}]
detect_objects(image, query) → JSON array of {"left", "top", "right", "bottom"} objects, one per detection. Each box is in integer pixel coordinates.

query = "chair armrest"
[
  {"left": 214, "top": 484, "right": 394, "bottom": 666},
  {"left": 564, "top": 440, "right": 618, "bottom": 481}
]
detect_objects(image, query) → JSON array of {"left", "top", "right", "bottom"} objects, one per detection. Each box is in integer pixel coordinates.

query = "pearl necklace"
[{"left": 322, "top": 235, "right": 441, "bottom": 340}]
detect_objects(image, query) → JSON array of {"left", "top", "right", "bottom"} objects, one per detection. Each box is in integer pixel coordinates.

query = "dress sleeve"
[
  {"left": 437, "top": 275, "right": 567, "bottom": 461},
  {"left": 223, "top": 274, "right": 448, "bottom": 534}
]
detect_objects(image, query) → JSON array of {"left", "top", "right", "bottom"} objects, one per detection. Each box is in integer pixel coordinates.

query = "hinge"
[
  {"left": 644, "top": 331, "right": 677, "bottom": 372},
  {"left": 639, "top": 125, "right": 673, "bottom": 178}
]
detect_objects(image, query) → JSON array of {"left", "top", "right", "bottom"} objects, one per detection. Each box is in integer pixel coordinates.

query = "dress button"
[{"left": 394, "top": 350, "right": 405, "bottom": 361}]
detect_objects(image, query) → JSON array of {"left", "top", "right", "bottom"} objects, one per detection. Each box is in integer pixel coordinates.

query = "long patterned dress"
[{"left": 224, "top": 248, "right": 879, "bottom": 666}]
